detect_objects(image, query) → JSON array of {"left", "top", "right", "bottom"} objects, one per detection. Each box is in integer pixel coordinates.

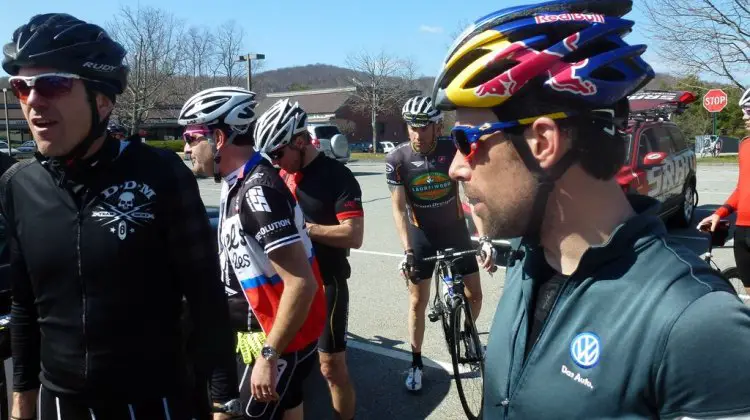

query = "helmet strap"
[{"left": 509, "top": 135, "right": 578, "bottom": 247}]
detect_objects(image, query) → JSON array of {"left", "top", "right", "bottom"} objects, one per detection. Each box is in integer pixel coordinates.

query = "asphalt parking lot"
[{"left": 193, "top": 159, "right": 740, "bottom": 420}]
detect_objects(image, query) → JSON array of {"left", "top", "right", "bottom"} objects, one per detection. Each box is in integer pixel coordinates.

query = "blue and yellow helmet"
[{"left": 431, "top": 0, "right": 654, "bottom": 112}]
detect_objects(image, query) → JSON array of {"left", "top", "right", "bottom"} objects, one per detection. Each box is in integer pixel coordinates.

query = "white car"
[
  {"left": 0, "top": 142, "right": 21, "bottom": 156},
  {"left": 307, "top": 124, "right": 351, "bottom": 164},
  {"left": 381, "top": 141, "right": 396, "bottom": 153}
]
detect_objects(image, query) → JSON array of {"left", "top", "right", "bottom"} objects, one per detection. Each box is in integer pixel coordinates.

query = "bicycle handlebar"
[
  {"left": 422, "top": 238, "right": 524, "bottom": 265},
  {"left": 422, "top": 248, "right": 479, "bottom": 262}
]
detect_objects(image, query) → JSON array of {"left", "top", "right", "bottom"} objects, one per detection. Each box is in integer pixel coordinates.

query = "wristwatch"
[
  {"left": 212, "top": 398, "right": 242, "bottom": 415},
  {"left": 261, "top": 344, "right": 279, "bottom": 361}
]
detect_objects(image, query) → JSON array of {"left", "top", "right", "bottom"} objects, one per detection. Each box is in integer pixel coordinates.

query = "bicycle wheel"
[
  {"left": 722, "top": 267, "right": 749, "bottom": 303},
  {"left": 449, "top": 300, "right": 484, "bottom": 420}
]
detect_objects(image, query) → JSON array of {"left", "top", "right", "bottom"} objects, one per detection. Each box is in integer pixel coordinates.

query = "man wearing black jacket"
[{"left": 1, "top": 13, "right": 239, "bottom": 419}]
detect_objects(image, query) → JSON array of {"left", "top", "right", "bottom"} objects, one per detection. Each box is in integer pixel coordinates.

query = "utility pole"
[{"left": 237, "top": 53, "right": 265, "bottom": 91}]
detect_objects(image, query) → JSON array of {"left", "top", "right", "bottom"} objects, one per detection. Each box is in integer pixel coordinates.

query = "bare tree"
[
  {"left": 107, "top": 5, "right": 187, "bottom": 134},
  {"left": 346, "top": 50, "right": 419, "bottom": 151},
  {"left": 335, "top": 119, "right": 357, "bottom": 138},
  {"left": 185, "top": 26, "right": 216, "bottom": 93},
  {"left": 641, "top": 0, "right": 749, "bottom": 89}
]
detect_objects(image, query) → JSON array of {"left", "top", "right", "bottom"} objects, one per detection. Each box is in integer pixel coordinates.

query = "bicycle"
[
  {"left": 699, "top": 220, "right": 749, "bottom": 302},
  {"left": 423, "top": 241, "right": 522, "bottom": 420}
]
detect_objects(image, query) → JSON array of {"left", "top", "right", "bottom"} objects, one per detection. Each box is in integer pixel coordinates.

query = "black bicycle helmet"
[
  {"left": 3, "top": 13, "right": 128, "bottom": 97},
  {"left": 3, "top": 13, "right": 129, "bottom": 167}
]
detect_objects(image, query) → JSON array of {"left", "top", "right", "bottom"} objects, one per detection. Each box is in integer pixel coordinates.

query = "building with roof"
[{"left": 1, "top": 85, "right": 412, "bottom": 145}]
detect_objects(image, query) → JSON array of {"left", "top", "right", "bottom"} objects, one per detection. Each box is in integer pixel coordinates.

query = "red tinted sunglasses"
[{"left": 8, "top": 73, "right": 85, "bottom": 103}]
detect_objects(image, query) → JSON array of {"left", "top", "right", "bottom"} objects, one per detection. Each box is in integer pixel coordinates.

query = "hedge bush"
[{"left": 145, "top": 140, "right": 184, "bottom": 153}]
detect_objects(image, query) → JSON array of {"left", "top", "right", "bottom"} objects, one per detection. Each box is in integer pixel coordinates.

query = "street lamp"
[
  {"left": 236, "top": 53, "right": 265, "bottom": 91},
  {"left": 2, "top": 88, "right": 10, "bottom": 156}
]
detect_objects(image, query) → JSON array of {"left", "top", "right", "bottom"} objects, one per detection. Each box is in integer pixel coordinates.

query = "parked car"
[
  {"left": 0, "top": 142, "right": 21, "bottom": 156},
  {"left": 381, "top": 141, "right": 397, "bottom": 154},
  {"left": 308, "top": 124, "right": 351, "bottom": 164}
]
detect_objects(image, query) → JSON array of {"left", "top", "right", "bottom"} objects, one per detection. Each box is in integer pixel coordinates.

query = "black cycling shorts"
[
  {"left": 407, "top": 219, "right": 479, "bottom": 282},
  {"left": 734, "top": 226, "right": 750, "bottom": 287},
  {"left": 38, "top": 386, "right": 194, "bottom": 420},
  {"left": 237, "top": 341, "right": 317, "bottom": 419},
  {"left": 318, "top": 274, "right": 350, "bottom": 353}
]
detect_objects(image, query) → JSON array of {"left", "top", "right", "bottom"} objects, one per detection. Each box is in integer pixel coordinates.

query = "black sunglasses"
[{"left": 268, "top": 147, "right": 286, "bottom": 161}]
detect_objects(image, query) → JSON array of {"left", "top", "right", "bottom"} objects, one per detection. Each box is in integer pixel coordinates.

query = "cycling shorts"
[
  {"left": 237, "top": 341, "right": 317, "bottom": 419},
  {"left": 407, "top": 219, "right": 479, "bottom": 282},
  {"left": 318, "top": 274, "right": 350, "bottom": 353},
  {"left": 38, "top": 386, "right": 194, "bottom": 420},
  {"left": 733, "top": 226, "right": 750, "bottom": 287}
]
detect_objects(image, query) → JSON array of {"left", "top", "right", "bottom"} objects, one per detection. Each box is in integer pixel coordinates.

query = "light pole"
[
  {"left": 2, "top": 88, "right": 10, "bottom": 156},
  {"left": 236, "top": 53, "right": 265, "bottom": 91}
]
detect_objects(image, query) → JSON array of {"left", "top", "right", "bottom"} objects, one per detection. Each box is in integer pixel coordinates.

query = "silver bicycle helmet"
[
  {"left": 178, "top": 86, "right": 258, "bottom": 141},
  {"left": 740, "top": 87, "right": 750, "bottom": 109},
  {"left": 402, "top": 96, "right": 442, "bottom": 127},
  {"left": 253, "top": 98, "right": 308, "bottom": 155}
]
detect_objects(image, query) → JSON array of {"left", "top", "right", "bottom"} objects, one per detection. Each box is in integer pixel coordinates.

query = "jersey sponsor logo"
[
  {"left": 246, "top": 186, "right": 272, "bottom": 212},
  {"left": 385, "top": 163, "right": 394, "bottom": 173},
  {"left": 254, "top": 219, "right": 293, "bottom": 243},
  {"left": 409, "top": 172, "right": 453, "bottom": 201},
  {"left": 437, "top": 155, "right": 448, "bottom": 164},
  {"left": 570, "top": 332, "right": 601, "bottom": 368},
  {"left": 560, "top": 364, "right": 595, "bottom": 390},
  {"left": 221, "top": 221, "right": 253, "bottom": 270},
  {"left": 411, "top": 161, "right": 425, "bottom": 168},
  {"left": 343, "top": 200, "right": 359, "bottom": 210},
  {"left": 91, "top": 181, "right": 156, "bottom": 241}
]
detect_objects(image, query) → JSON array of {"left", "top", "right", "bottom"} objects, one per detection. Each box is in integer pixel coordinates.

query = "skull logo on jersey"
[{"left": 91, "top": 181, "right": 157, "bottom": 241}]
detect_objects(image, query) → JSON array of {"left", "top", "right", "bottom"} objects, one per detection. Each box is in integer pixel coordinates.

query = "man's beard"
[{"left": 476, "top": 182, "right": 538, "bottom": 240}]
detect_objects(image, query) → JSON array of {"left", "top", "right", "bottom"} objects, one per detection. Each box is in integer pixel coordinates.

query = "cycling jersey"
[
  {"left": 279, "top": 153, "right": 364, "bottom": 281},
  {"left": 484, "top": 195, "right": 750, "bottom": 419},
  {"left": 716, "top": 137, "right": 750, "bottom": 226},
  {"left": 218, "top": 152, "right": 326, "bottom": 353},
  {"left": 0, "top": 137, "right": 236, "bottom": 403},
  {"left": 385, "top": 138, "right": 464, "bottom": 229}
]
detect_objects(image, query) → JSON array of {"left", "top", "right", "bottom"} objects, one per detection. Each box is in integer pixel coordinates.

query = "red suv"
[{"left": 616, "top": 90, "right": 698, "bottom": 227}]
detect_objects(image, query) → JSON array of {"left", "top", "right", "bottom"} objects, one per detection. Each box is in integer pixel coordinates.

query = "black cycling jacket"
[{"left": 0, "top": 137, "right": 237, "bottom": 403}]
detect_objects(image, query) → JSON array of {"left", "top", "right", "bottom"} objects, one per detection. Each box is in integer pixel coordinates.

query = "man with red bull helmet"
[
  {"left": 433, "top": 0, "right": 750, "bottom": 418},
  {"left": 698, "top": 88, "right": 750, "bottom": 298}
]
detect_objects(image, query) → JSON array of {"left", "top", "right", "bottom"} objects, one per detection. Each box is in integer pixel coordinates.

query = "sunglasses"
[
  {"left": 182, "top": 125, "right": 212, "bottom": 144},
  {"left": 742, "top": 107, "right": 750, "bottom": 118},
  {"left": 8, "top": 73, "right": 87, "bottom": 103},
  {"left": 450, "top": 112, "right": 575, "bottom": 161}
]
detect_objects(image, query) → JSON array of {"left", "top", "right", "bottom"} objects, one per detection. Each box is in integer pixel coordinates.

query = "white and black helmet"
[
  {"left": 402, "top": 96, "right": 442, "bottom": 127},
  {"left": 254, "top": 98, "right": 308, "bottom": 154},
  {"left": 741, "top": 87, "right": 750, "bottom": 109},
  {"left": 178, "top": 87, "right": 258, "bottom": 137}
]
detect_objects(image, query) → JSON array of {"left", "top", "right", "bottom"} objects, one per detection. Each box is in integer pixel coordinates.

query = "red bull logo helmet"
[{"left": 432, "top": 0, "right": 654, "bottom": 113}]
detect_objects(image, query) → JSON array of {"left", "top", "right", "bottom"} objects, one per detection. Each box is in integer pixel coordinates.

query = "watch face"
[{"left": 262, "top": 346, "right": 276, "bottom": 359}]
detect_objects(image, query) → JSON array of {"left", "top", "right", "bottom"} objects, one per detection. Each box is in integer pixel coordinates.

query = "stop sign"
[{"left": 703, "top": 89, "right": 728, "bottom": 113}]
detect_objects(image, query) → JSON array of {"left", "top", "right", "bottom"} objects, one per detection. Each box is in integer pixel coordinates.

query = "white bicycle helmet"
[
  {"left": 178, "top": 86, "right": 258, "bottom": 139},
  {"left": 740, "top": 87, "right": 750, "bottom": 109},
  {"left": 253, "top": 98, "right": 308, "bottom": 155},
  {"left": 402, "top": 96, "right": 442, "bottom": 128}
]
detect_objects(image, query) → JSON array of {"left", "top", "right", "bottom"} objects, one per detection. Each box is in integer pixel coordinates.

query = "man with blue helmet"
[{"left": 433, "top": 0, "right": 750, "bottom": 418}]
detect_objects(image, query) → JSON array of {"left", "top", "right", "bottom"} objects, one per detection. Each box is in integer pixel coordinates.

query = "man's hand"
[
  {"left": 477, "top": 237, "right": 498, "bottom": 273},
  {"left": 213, "top": 413, "right": 232, "bottom": 420},
  {"left": 400, "top": 250, "right": 416, "bottom": 283},
  {"left": 697, "top": 214, "right": 720, "bottom": 232},
  {"left": 251, "top": 357, "right": 279, "bottom": 403},
  {"left": 12, "top": 390, "right": 38, "bottom": 419}
]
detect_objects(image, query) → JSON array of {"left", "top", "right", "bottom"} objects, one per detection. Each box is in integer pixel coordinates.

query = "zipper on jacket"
[
  {"left": 507, "top": 275, "right": 573, "bottom": 406},
  {"left": 77, "top": 212, "right": 88, "bottom": 379}
]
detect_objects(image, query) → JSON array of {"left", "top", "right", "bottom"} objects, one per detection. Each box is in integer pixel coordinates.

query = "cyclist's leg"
[
  {"left": 318, "top": 274, "right": 355, "bottom": 420},
  {"left": 407, "top": 223, "right": 436, "bottom": 360},
  {"left": 733, "top": 226, "right": 750, "bottom": 296}
]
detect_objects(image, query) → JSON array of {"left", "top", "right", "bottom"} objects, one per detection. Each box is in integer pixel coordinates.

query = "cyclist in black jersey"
[
  {"left": 1, "top": 13, "right": 238, "bottom": 420},
  {"left": 254, "top": 99, "right": 364, "bottom": 420},
  {"left": 386, "top": 95, "right": 493, "bottom": 392}
]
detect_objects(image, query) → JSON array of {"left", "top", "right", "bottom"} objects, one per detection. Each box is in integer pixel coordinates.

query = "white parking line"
[
  {"left": 347, "top": 339, "right": 471, "bottom": 374},
  {"left": 351, "top": 249, "right": 403, "bottom": 258}
]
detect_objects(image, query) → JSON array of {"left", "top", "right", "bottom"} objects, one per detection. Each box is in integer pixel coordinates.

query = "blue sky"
[{"left": 0, "top": 0, "right": 664, "bottom": 77}]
